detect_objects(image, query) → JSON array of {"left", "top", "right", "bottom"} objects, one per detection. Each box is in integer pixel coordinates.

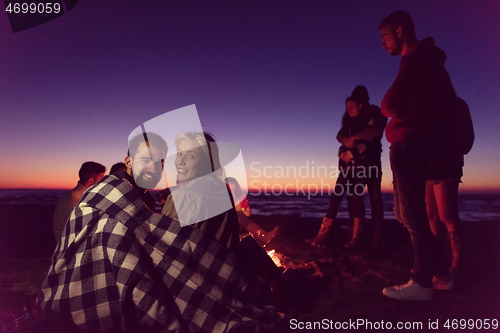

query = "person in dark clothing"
[
  {"left": 379, "top": 10, "right": 455, "bottom": 300},
  {"left": 109, "top": 162, "right": 127, "bottom": 175},
  {"left": 52, "top": 162, "right": 106, "bottom": 241},
  {"left": 337, "top": 86, "right": 387, "bottom": 248},
  {"left": 307, "top": 86, "right": 386, "bottom": 248},
  {"left": 226, "top": 176, "right": 278, "bottom": 245},
  {"left": 426, "top": 97, "right": 474, "bottom": 275},
  {"left": 38, "top": 131, "right": 284, "bottom": 332}
]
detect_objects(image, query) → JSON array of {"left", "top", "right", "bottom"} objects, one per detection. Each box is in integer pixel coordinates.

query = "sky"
[{"left": 1, "top": 0, "right": 499, "bottom": 192}]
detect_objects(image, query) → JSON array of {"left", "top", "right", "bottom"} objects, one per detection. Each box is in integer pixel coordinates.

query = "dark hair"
[
  {"left": 225, "top": 177, "right": 243, "bottom": 199},
  {"left": 79, "top": 161, "right": 106, "bottom": 183},
  {"left": 378, "top": 10, "right": 416, "bottom": 40},
  {"left": 345, "top": 95, "right": 363, "bottom": 105},
  {"left": 351, "top": 85, "right": 369, "bottom": 105},
  {"left": 109, "top": 162, "right": 127, "bottom": 174},
  {"left": 128, "top": 132, "right": 168, "bottom": 159},
  {"left": 203, "top": 132, "right": 220, "bottom": 173},
  {"left": 341, "top": 95, "right": 369, "bottom": 127}
]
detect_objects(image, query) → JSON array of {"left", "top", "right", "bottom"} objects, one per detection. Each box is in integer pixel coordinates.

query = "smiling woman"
[
  {"left": 161, "top": 131, "right": 240, "bottom": 252},
  {"left": 174, "top": 132, "right": 219, "bottom": 183}
]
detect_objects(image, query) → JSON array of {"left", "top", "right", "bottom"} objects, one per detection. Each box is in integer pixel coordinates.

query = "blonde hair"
[{"left": 175, "top": 131, "right": 223, "bottom": 177}]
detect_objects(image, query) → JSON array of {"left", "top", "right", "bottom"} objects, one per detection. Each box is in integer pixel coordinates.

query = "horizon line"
[{"left": 1, "top": 187, "right": 499, "bottom": 194}]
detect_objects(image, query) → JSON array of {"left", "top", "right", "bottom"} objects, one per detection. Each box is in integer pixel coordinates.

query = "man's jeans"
[{"left": 391, "top": 143, "right": 448, "bottom": 287}]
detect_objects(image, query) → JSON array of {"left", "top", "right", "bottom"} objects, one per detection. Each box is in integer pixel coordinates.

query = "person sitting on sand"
[
  {"left": 307, "top": 86, "right": 386, "bottom": 249},
  {"left": 108, "top": 162, "right": 127, "bottom": 174},
  {"left": 52, "top": 161, "right": 105, "bottom": 241},
  {"left": 225, "top": 176, "right": 278, "bottom": 245},
  {"left": 158, "top": 187, "right": 171, "bottom": 206},
  {"left": 39, "top": 131, "right": 284, "bottom": 332},
  {"left": 161, "top": 133, "right": 284, "bottom": 294},
  {"left": 161, "top": 131, "right": 240, "bottom": 251}
]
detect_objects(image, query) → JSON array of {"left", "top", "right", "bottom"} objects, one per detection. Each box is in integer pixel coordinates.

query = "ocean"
[{"left": 0, "top": 189, "right": 498, "bottom": 222}]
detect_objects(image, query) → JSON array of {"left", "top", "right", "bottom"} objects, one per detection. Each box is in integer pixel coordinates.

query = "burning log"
[{"left": 266, "top": 249, "right": 283, "bottom": 267}]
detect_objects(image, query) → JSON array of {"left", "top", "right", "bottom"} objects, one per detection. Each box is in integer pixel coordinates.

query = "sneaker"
[
  {"left": 382, "top": 279, "right": 433, "bottom": 300},
  {"left": 432, "top": 275, "right": 455, "bottom": 290}
]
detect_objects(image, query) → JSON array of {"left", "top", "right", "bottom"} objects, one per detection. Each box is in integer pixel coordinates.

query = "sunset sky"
[{"left": 1, "top": 1, "right": 499, "bottom": 192}]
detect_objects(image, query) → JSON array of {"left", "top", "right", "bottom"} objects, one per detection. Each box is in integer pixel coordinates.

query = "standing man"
[
  {"left": 378, "top": 10, "right": 455, "bottom": 300},
  {"left": 52, "top": 161, "right": 106, "bottom": 241}
]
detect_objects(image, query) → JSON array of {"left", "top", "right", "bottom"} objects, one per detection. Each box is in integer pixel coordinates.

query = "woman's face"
[
  {"left": 175, "top": 139, "right": 210, "bottom": 182},
  {"left": 346, "top": 100, "right": 361, "bottom": 117}
]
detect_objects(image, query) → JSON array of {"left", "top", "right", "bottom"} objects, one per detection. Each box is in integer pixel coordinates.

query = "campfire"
[
  {"left": 267, "top": 248, "right": 334, "bottom": 278},
  {"left": 267, "top": 249, "right": 284, "bottom": 267}
]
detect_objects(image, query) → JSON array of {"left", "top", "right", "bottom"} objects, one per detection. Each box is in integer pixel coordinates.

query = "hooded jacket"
[{"left": 381, "top": 37, "right": 456, "bottom": 146}]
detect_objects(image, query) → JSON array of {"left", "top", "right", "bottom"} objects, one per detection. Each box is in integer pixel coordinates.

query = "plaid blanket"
[{"left": 38, "top": 175, "right": 279, "bottom": 332}]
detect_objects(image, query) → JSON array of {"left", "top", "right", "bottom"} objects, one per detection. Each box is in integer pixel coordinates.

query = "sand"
[
  {"left": 254, "top": 214, "right": 500, "bottom": 326},
  {"left": 1, "top": 204, "right": 499, "bottom": 331}
]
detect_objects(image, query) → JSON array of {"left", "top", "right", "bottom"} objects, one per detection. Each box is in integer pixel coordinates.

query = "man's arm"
[{"left": 381, "top": 55, "right": 424, "bottom": 119}]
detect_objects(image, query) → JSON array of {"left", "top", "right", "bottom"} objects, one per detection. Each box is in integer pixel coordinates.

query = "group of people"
[
  {"left": 43, "top": 130, "right": 285, "bottom": 332},
  {"left": 306, "top": 85, "right": 387, "bottom": 250},
  {"left": 36, "top": 9, "right": 473, "bottom": 333},
  {"left": 51, "top": 162, "right": 129, "bottom": 242},
  {"left": 307, "top": 10, "right": 472, "bottom": 302}
]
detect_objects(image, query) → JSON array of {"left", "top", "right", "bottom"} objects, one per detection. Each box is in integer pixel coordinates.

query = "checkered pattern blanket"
[{"left": 38, "top": 175, "right": 279, "bottom": 332}]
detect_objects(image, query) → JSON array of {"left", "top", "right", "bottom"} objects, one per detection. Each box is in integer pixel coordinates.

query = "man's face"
[
  {"left": 130, "top": 142, "right": 165, "bottom": 189},
  {"left": 380, "top": 26, "right": 402, "bottom": 56}
]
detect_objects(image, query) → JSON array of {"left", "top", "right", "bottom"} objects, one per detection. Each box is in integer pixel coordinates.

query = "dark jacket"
[
  {"left": 337, "top": 104, "right": 387, "bottom": 167},
  {"left": 381, "top": 37, "right": 456, "bottom": 146}
]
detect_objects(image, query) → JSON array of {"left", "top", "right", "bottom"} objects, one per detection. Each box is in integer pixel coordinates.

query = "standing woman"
[
  {"left": 307, "top": 86, "right": 386, "bottom": 248},
  {"left": 425, "top": 97, "right": 474, "bottom": 277}
]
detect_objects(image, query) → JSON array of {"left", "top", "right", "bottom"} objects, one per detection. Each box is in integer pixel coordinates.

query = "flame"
[{"left": 266, "top": 249, "right": 282, "bottom": 267}]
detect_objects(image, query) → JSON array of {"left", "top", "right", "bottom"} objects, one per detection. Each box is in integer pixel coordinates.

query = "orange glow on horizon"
[
  {"left": 1, "top": 164, "right": 499, "bottom": 193},
  {"left": 0, "top": 172, "right": 78, "bottom": 190}
]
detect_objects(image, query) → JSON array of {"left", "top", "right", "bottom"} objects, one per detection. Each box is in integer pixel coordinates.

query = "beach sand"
[
  {"left": 1, "top": 204, "right": 499, "bottom": 331},
  {"left": 254, "top": 215, "right": 500, "bottom": 327}
]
